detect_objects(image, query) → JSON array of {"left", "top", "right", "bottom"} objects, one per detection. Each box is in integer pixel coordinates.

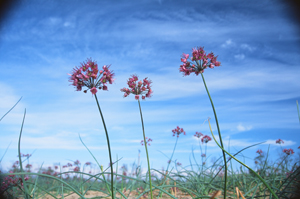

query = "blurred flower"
[
  {"left": 201, "top": 153, "right": 206, "bottom": 157},
  {"left": 68, "top": 58, "right": 115, "bottom": 95},
  {"left": 201, "top": 135, "right": 212, "bottom": 143},
  {"left": 74, "top": 160, "right": 80, "bottom": 165},
  {"left": 73, "top": 167, "right": 80, "bottom": 172},
  {"left": 179, "top": 46, "right": 221, "bottom": 76},
  {"left": 141, "top": 137, "right": 153, "bottom": 146},
  {"left": 283, "top": 148, "right": 294, "bottom": 155},
  {"left": 176, "top": 162, "right": 182, "bottom": 166},
  {"left": 121, "top": 75, "right": 152, "bottom": 100},
  {"left": 85, "top": 162, "right": 91, "bottom": 166},
  {"left": 172, "top": 126, "right": 186, "bottom": 137},
  {"left": 194, "top": 132, "right": 203, "bottom": 138},
  {"left": 25, "top": 164, "right": 32, "bottom": 169},
  {"left": 256, "top": 149, "right": 263, "bottom": 156},
  {"left": 276, "top": 139, "right": 284, "bottom": 144}
]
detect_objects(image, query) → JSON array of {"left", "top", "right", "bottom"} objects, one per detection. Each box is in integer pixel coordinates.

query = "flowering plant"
[
  {"left": 201, "top": 135, "right": 212, "bottom": 143},
  {"left": 180, "top": 46, "right": 221, "bottom": 76},
  {"left": 276, "top": 139, "right": 284, "bottom": 144},
  {"left": 121, "top": 75, "right": 152, "bottom": 100},
  {"left": 283, "top": 148, "right": 294, "bottom": 155},
  {"left": 172, "top": 126, "right": 186, "bottom": 137},
  {"left": 68, "top": 58, "right": 115, "bottom": 94}
]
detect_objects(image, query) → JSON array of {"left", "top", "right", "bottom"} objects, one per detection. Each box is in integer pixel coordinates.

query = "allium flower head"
[
  {"left": 276, "top": 139, "right": 284, "bottom": 144},
  {"left": 172, "top": 126, "right": 186, "bottom": 137},
  {"left": 194, "top": 132, "right": 203, "bottom": 138},
  {"left": 121, "top": 75, "right": 152, "bottom": 100},
  {"left": 68, "top": 58, "right": 115, "bottom": 95},
  {"left": 201, "top": 135, "right": 212, "bottom": 143},
  {"left": 179, "top": 46, "right": 221, "bottom": 76},
  {"left": 283, "top": 148, "right": 294, "bottom": 155},
  {"left": 256, "top": 149, "right": 263, "bottom": 156},
  {"left": 141, "top": 137, "right": 153, "bottom": 146}
]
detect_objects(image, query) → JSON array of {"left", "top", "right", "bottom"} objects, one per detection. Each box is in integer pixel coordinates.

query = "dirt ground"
[{"left": 41, "top": 189, "right": 223, "bottom": 199}]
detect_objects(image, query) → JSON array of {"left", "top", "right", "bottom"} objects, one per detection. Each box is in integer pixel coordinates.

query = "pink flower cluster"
[
  {"left": 73, "top": 166, "right": 80, "bottom": 172},
  {"left": 201, "top": 135, "right": 212, "bottom": 143},
  {"left": 68, "top": 58, "right": 115, "bottom": 95},
  {"left": 283, "top": 148, "right": 294, "bottom": 155},
  {"left": 62, "top": 162, "right": 73, "bottom": 168},
  {"left": 74, "top": 160, "right": 80, "bottom": 165},
  {"left": 18, "top": 153, "right": 31, "bottom": 158},
  {"left": 120, "top": 75, "right": 152, "bottom": 100},
  {"left": 194, "top": 132, "right": 203, "bottom": 138},
  {"left": 85, "top": 162, "right": 91, "bottom": 166},
  {"left": 180, "top": 46, "right": 221, "bottom": 76},
  {"left": 1, "top": 174, "right": 29, "bottom": 191},
  {"left": 256, "top": 149, "right": 263, "bottom": 156},
  {"left": 276, "top": 139, "right": 284, "bottom": 144},
  {"left": 194, "top": 132, "right": 211, "bottom": 144},
  {"left": 172, "top": 126, "right": 186, "bottom": 137},
  {"left": 141, "top": 137, "right": 153, "bottom": 146}
]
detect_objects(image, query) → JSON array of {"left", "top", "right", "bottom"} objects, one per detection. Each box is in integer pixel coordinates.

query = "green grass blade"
[{"left": 0, "top": 96, "right": 22, "bottom": 122}]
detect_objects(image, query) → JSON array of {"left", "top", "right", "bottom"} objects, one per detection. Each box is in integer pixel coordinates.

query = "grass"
[{"left": 0, "top": 102, "right": 299, "bottom": 198}]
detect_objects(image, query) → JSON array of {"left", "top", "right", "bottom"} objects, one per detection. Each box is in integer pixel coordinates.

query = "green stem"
[
  {"left": 200, "top": 73, "right": 227, "bottom": 199},
  {"left": 159, "top": 135, "right": 178, "bottom": 198},
  {"left": 18, "top": 109, "right": 30, "bottom": 199},
  {"left": 94, "top": 94, "right": 114, "bottom": 199},
  {"left": 167, "top": 137, "right": 178, "bottom": 172},
  {"left": 208, "top": 119, "right": 279, "bottom": 199},
  {"left": 138, "top": 99, "right": 153, "bottom": 199}
]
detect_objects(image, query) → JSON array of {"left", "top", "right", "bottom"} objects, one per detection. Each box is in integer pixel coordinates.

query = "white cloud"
[
  {"left": 234, "top": 54, "right": 245, "bottom": 60},
  {"left": 221, "top": 39, "right": 234, "bottom": 48},
  {"left": 240, "top": 44, "right": 255, "bottom": 52},
  {"left": 236, "top": 124, "right": 252, "bottom": 132}
]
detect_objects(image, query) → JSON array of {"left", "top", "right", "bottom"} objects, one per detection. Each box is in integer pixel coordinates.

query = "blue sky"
[{"left": 0, "top": 0, "right": 300, "bottom": 174}]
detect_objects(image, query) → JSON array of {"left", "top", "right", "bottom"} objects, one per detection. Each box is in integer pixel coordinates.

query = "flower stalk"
[
  {"left": 138, "top": 99, "right": 153, "bottom": 199},
  {"left": 94, "top": 94, "right": 114, "bottom": 198}
]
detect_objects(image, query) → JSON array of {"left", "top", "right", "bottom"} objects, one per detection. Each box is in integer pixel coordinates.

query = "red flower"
[
  {"left": 283, "top": 148, "right": 294, "bottom": 155},
  {"left": 68, "top": 58, "right": 115, "bottom": 95},
  {"left": 121, "top": 75, "right": 152, "bottom": 100},
  {"left": 141, "top": 137, "right": 153, "bottom": 146},
  {"left": 179, "top": 46, "right": 221, "bottom": 76},
  {"left": 172, "top": 126, "right": 186, "bottom": 138},
  {"left": 194, "top": 132, "right": 203, "bottom": 138},
  {"left": 256, "top": 149, "right": 263, "bottom": 156},
  {"left": 276, "top": 139, "right": 284, "bottom": 144},
  {"left": 73, "top": 167, "right": 80, "bottom": 172},
  {"left": 201, "top": 135, "right": 212, "bottom": 143}
]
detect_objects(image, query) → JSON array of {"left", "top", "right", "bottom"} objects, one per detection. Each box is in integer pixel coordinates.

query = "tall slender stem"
[
  {"left": 167, "top": 137, "right": 178, "bottom": 172},
  {"left": 138, "top": 99, "right": 153, "bottom": 199},
  {"left": 201, "top": 73, "right": 228, "bottom": 199},
  {"left": 158, "top": 136, "right": 178, "bottom": 198},
  {"left": 18, "top": 109, "right": 30, "bottom": 199},
  {"left": 94, "top": 94, "right": 114, "bottom": 199}
]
